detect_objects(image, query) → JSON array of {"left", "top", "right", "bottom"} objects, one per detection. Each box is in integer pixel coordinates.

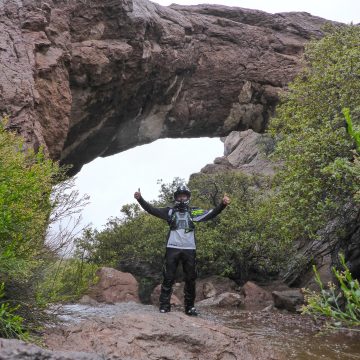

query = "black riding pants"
[{"left": 159, "top": 247, "right": 197, "bottom": 310}]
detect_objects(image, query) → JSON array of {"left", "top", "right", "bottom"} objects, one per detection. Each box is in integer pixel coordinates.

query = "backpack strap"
[{"left": 168, "top": 208, "right": 173, "bottom": 223}]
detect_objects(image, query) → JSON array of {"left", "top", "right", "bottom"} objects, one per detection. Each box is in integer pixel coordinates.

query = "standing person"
[{"left": 134, "top": 184, "right": 230, "bottom": 316}]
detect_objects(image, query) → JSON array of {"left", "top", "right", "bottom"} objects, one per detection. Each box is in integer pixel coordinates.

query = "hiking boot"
[
  {"left": 159, "top": 306, "right": 170, "bottom": 313},
  {"left": 185, "top": 307, "right": 199, "bottom": 316}
]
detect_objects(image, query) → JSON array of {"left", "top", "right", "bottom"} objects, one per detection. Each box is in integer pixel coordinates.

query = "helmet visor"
[{"left": 175, "top": 193, "right": 190, "bottom": 202}]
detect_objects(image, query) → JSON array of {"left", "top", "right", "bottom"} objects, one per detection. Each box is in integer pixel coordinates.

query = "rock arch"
[{"left": 0, "top": 0, "right": 330, "bottom": 173}]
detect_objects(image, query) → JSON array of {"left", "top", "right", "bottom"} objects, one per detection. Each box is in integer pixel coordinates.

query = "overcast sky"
[{"left": 69, "top": 0, "right": 360, "bottom": 230}]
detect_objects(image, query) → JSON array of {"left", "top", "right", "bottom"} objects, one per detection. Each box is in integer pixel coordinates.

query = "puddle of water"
[
  {"left": 210, "top": 308, "right": 360, "bottom": 360},
  {"left": 50, "top": 302, "right": 158, "bottom": 324}
]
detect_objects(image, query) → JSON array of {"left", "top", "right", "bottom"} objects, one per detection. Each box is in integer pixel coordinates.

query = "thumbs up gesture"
[
  {"left": 134, "top": 188, "right": 142, "bottom": 200},
  {"left": 222, "top": 193, "right": 230, "bottom": 206}
]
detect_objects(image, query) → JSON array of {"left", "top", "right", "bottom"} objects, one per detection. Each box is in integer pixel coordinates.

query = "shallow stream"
[{"left": 204, "top": 307, "right": 360, "bottom": 360}]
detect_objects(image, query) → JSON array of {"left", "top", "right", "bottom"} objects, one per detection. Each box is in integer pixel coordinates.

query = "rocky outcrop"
[
  {"left": 45, "top": 309, "right": 284, "bottom": 359},
  {"left": 200, "top": 129, "right": 276, "bottom": 176},
  {"left": 282, "top": 205, "right": 360, "bottom": 287},
  {"left": 87, "top": 267, "right": 140, "bottom": 304},
  {"left": 1, "top": 0, "right": 332, "bottom": 173}
]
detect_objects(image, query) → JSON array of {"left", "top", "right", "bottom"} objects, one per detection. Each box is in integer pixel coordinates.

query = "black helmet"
[
  {"left": 174, "top": 185, "right": 191, "bottom": 200},
  {"left": 174, "top": 185, "right": 191, "bottom": 209}
]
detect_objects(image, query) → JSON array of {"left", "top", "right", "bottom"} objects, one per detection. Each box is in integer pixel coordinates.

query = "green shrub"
[
  {"left": 268, "top": 25, "right": 360, "bottom": 263},
  {"left": 37, "top": 259, "right": 99, "bottom": 303},
  {"left": 0, "top": 119, "right": 57, "bottom": 280},
  {"left": 189, "top": 171, "right": 289, "bottom": 280},
  {"left": 302, "top": 254, "right": 360, "bottom": 329},
  {"left": 0, "top": 116, "right": 90, "bottom": 333},
  {"left": 343, "top": 108, "right": 360, "bottom": 152},
  {"left": 75, "top": 209, "right": 167, "bottom": 271},
  {"left": 0, "top": 283, "right": 29, "bottom": 340}
]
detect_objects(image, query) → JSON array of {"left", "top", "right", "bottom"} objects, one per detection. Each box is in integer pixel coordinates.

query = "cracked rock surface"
[{"left": 44, "top": 304, "right": 284, "bottom": 360}]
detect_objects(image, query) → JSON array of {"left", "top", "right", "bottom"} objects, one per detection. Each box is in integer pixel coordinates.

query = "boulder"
[
  {"left": 197, "top": 276, "right": 238, "bottom": 301},
  {"left": 240, "top": 281, "right": 273, "bottom": 309},
  {"left": 202, "top": 281, "right": 217, "bottom": 299},
  {"left": 197, "top": 292, "right": 243, "bottom": 308},
  {"left": 272, "top": 289, "right": 304, "bottom": 312},
  {"left": 45, "top": 309, "right": 284, "bottom": 359},
  {"left": 150, "top": 284, "right": 182, "bottom": 306},
  {"left": 88, "top": 267, "right": 140, "bottom": 304}
]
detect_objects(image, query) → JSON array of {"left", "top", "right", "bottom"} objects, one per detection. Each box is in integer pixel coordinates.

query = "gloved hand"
[
  {"left": 222, "top": 194, "right": 231, "bottom": 206},
  {"left": 134, "top": 188, "right": 141, "bottom": 200}
]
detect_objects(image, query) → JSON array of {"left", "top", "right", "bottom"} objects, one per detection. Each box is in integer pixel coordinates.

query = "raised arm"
[
  {"left": 192, "top": 194, "right": 230, "bottom": 222},
  {"left": 134, "top": 189, "right": 169, "bottom": 221}
]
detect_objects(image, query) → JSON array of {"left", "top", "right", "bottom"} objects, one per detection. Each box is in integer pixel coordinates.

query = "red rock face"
[{"left": 0, "top": 0, "right": 332, "bottom": 174}]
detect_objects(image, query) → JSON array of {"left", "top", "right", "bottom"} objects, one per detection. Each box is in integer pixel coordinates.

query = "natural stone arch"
[{"left": 0, "top": 0, "right": 331, "bottom": 174}]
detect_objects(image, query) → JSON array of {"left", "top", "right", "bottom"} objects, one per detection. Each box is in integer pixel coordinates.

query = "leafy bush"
[
  {"left": 75, "top": 208, "right": 167, "bottom": 271},
  {"left": 0, "top": 117, "right": 90, "bottom": 334},
  {"left": 37, "top": 259, "right": 99, "bottom": 303},
  {"left": 189, "top": 171, "right": 288, "bottom": 280},
  {"left": 268, "top": 25, "right": 360, "bottom": 269},
  {"left": 344, "top": 108, "right": 360, "bottom": 152},
  {"left": 0, "top": 117, "right": 64, "bottom": 332},
  {"left": 0, "top": 283, "right": 29, "bottom": 340},
  {"left": 302, "top": 254, "right": 360, "bottom": 328},
  {"left": 0, "top": 118, "right": 59, "bottom": 280}
]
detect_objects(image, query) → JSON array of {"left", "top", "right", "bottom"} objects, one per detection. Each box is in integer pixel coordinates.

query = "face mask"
[{"left": 175, "top": 199, "right": 190, "bottom": 210}]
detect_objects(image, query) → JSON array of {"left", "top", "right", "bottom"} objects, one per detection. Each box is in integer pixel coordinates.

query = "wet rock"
[
  {"left": 197, "top": 292, "right": 243, "bottom": 308},
  {"left": 88, "top": 267, "right": 140, "bottom": 304},
  {"left": 56, "top": 302, "right": 157, "bottom": 324},
  {"left": 240, "top": 281, "right": 273, "bottom": 309},
  {"left": 45, "top": 309, "right": 283, "bottom": 359},
  {"left": 0, "top": 338, "right": 100, "bottom": 360},
  {"left": 272, "top": 289, "right": 304, "bottom": 312}
]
